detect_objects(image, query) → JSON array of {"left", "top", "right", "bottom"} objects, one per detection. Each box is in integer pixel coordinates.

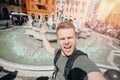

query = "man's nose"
[{"left": 64, "top": 39, "right": 69, "bottom": 44}]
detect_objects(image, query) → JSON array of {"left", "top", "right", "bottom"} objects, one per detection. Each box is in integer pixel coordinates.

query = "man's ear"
[
  {"left": 57, "top": 39, "right": 59, "bottom": 45},
  {"left": 75, "top": 33, "right": 77, "bottom": 39},
  {"left": 76, "top": 37, "right": 77, "bottom": 41}
]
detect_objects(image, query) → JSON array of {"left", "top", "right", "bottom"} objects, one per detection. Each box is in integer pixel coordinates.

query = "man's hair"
[{"left": 56, "top": 21, "right": 75, "bottom": 34}]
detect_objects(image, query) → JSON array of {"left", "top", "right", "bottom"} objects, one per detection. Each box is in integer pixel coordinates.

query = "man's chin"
[{"left": 64, "top": 51, "right": 72, "bottom": 56}]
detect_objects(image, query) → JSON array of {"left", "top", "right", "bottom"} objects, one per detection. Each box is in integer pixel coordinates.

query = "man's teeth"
[{"left": 64, "top": 46, "right": 71, "bottom": 49}]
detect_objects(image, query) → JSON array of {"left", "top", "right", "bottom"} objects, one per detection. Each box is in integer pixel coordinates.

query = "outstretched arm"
[
  {"left": 85, "top": 72, "right": 106, "bottom": 80},
  {"left": 39, "top": 24, "right": 55, "bottom": 55}
]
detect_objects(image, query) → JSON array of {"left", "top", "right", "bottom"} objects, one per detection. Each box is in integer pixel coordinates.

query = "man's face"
[{"left": 57, "top": 28, "right": 76, "bottom": 56}]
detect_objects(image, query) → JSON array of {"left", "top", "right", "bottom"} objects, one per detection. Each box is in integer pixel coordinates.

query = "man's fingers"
[{"left": 39, "top": 23, "right": 43, "bottom": 28}]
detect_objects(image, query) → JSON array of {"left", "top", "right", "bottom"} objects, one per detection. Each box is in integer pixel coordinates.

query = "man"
[{"left": 39, "top": 21, "right": 106, "bottom": 80}]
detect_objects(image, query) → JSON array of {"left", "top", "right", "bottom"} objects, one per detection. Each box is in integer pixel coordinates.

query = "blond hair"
[{"left": 56, "top": 21, "right": 75, "bottom": 34}]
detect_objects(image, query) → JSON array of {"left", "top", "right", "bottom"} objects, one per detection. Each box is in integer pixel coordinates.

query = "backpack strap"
[
  {"left": 52, "top": 49, "right": 61, "bottom": 80},
  {"left": 52, "top": 49, "right": 87, "bottom": 80},
  {"left": 64, "top": 50, "right": 87, "bottom": 80}
]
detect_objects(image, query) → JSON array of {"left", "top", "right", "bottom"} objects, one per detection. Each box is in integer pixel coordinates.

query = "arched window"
[
  {"left": 45, "top": 15, "right": 48, "bottom": 21},
  {"left": 38, "top": 15, "right": 40, "bottom": 19},
  {"left": 9, "top": 0, "right": 15, "bottom": 5},
  {"left": 82, "top": 1, "right": 86, "bottom": 7},
  {"left": 46, "top": 0, "right": 48, "bottom": 4},
  {"left": 52, "top": 0, "right": 54, "bottom": 5},
  {"left": 52, "top": 14, "right": 54, "bottom": 21},
  {"left": 31, "top": 13, "right": 35, "bottom": 20},
  {"left": 3, "top": 7, "right": 9, "bottom": 20},
  {"left": 67, "top": 0, "right": 70, "bottom": 5},
  {"left": 66, "top": 8, "right": 68, "bottom": 11},
  {"left": 16, "top": 0, "right": 20, "bottom": 6},
  {"left": 76, "top": 8, "right": 77, "bottom": 12}
]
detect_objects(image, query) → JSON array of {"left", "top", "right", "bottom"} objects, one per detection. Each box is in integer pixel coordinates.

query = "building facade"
[
  {"left": 0, "top": 0, "right": 22, "bottom": 20},
  {"left": 57, "top": 0, "right": 91, "bottom": 27},
  {"left": 21, "top": 0, "right": 57, "bottom": 21},
  {"left": 91, "top": 0, "right": 120, "bottom": 26},
  {"left": 105, "top": 0, "right": 120, "bottom": 26}
]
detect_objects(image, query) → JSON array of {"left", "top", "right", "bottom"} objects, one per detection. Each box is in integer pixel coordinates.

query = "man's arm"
[
  {"left": 85, "top": 72, "right": 106, "bottom": 80},
  {"left": 39, "top": 24, "right": 55, "bottom": 55}
]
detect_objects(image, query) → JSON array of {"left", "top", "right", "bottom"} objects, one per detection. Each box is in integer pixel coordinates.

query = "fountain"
[
  {"left": 0, "top": 26, "right": 120, "bottom": 71},
  {"left": 24, "top": 14, "right": 57, "bottom": 42},
  {"left": 0, "top": 13, "right": 59, "bottom": 77}
]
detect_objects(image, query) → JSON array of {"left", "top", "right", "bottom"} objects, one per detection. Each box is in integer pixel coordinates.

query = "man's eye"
[
  {"left": 68, "top": 37, "right": 72, "bottom": 39},
  {"left": 60, "top": 38, "right": 64, "bottom": 40}
]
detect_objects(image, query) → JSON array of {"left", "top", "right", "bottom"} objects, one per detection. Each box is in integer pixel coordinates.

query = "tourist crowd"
[{"left": 84, "top": 20, "right": 120, "bottom": 40}]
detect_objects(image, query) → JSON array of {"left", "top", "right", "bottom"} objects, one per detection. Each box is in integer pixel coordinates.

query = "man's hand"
[
  {"left": 39, "top": 23, "right": 55, "bottom": 55},
  {"left": 39, "top": 23, "right": 48, "bottom": 34}
]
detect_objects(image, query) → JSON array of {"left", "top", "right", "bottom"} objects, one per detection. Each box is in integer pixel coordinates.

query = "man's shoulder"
[
  {"left": 73, "top": 55, "right": 101, "bottom": 73},
  {"left": 54, "top": 48, "right": 60, "bottom": 55},
  {"left": 75, "top": 54, "right": 89, "bottom": 62},
  {"left": 73, "top": 55, "right": 93, "bottom": 67},
  {"left": 75, "top": 49, "right": 87, "bottom": 56}
]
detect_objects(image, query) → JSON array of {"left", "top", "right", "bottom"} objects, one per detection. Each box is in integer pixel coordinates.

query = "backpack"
[{"left": 52, "top": 49, "right": 87, "bottom": 80}]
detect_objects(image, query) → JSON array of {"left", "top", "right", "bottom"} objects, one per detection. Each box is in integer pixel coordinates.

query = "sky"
[{"left": 88, "top": 0, "right": 99, "bottom": 15}]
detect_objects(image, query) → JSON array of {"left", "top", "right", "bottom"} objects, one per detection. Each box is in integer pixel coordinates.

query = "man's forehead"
[
  {"left": 57, "top": 28, "right": 75, "bottom": 31},
  {"left": 57, "top": 28, "right": 75, "bottom": 35}
]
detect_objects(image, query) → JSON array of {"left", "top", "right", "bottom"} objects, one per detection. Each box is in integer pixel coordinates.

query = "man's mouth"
[{"left": 64, "top": 45, "right": 72, "bottom": 53}]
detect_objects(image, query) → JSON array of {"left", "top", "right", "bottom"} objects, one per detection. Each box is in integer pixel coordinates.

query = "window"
[
  {"left": 31, "top": 5, "right": 34, "bottom": 9},
  {"left": 52, "top": 8, "right": 54, "bottom": 12},
  {"left": 2, "top": 0, "right": 9, "bottom": 3},
  {"left": 45, "top": 15, "right": 48, "bottom": 21},
  {"left": 23, "top": 3, "right": 26, "bottom": 8},
  {"left": 16, "top": 0, "right": 20, "bottom": 6},
  {"left": 38, "top": 0, "right": 41, "bottom": 3},
  {"left": 18, "top": 9, "right": 20, "bottom": 12},
  {"left": 9, "top": 0, "right": 15, "bottom": 5},
  {"left": 66, "top": 0, "right": 70, "bottom": 5},
  {"left": 66, "top": 8, "right": 68, "bottom": 11},
  {"left": 52, "top": 0, "right": 54, "bottom": 5},
  {"left": 76, "top": 1, "right": 80, "bottom": 6},
  {"left": 31, "top": 13, "right": 35, "bottom": 20},
  {"left": 38, "top": 14, "right": 40, "bottom": 19},
  {"left": 76, "top": 8, "right": 77, "bottom": 12},
  {"left": 46, "top": 0, "right": 48, "bottom": 4},
  {"left": 70, "top": 8, "right": 71, "bottom": 12}
]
